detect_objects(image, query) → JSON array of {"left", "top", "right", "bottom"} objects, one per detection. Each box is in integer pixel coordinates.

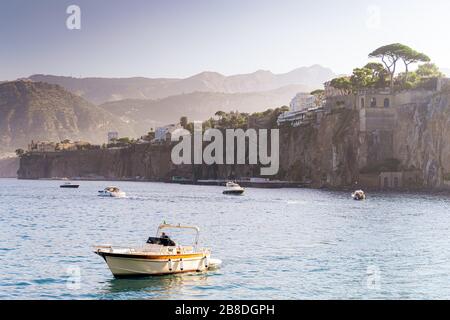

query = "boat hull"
[
  {"left": 98, "top": 192, "right": 126, "bottom": 198},
  {"left": 223, "top": 190, "right": 244, "bottom": 195},
  {"left": 60, "top": 185, "right": 79, "bottom": 188},
  {"left": 97, "top": 252, "right": 210, "bottom": 277},
  {"left": 351, "top": 194, "right": 366, "bottom": 200}
]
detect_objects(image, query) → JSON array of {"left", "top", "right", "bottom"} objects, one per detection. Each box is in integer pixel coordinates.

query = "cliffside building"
[
  {"left": 56, "top": 140, "right": 91, "bottom": 151},
  {"left": 323, "top": 77, "right": 450, "bottom": 189},
  {"left": 28, "top": 141, "right": 57, "bottom": 153},
  {"left": 290, "top": 93, "right": 316, "bottom": 111},
  {"left": 277, "top": 93, "right": 322, "bottom": 126}
]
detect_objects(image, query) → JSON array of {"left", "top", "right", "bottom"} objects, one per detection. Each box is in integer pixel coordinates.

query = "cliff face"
[
  {"left": 17, "top": 109, "right": 361, "bottom": 187},
  {"left": 277, "top": 109, "right": 360, "bottom": 187},
  {"left": 17, "top": 92, "right": 450, "bottom": 189},
  {"left": 393, "top": 93, "right": 450, "bottom": 188},
  {"left": 18, "top": 144, "right": 185, "bottom": 181}
]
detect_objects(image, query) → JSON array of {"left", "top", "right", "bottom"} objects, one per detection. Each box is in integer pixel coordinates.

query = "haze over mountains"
[
  {"left": 0, "top": 65, "right": 335, "bottom": 153},
  {"left": 28, "top": 65, "right": 334, "bottom": 104},
  {"left": 99, "top": 84, "right": 308, "bottom": 134}
]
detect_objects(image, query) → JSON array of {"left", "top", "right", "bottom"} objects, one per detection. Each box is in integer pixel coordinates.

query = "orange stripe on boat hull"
[{"left": 96, "top": 251, "right": 206, "bottom": 260}]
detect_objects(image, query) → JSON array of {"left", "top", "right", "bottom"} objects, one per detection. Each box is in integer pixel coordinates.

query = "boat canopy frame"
[{"left": 156, "top": 223, "right": 200, "bottom": 249}]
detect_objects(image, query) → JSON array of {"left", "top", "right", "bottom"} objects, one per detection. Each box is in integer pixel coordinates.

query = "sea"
[{"left": 1, "top": 178, "right": 450, "bottom": 299}]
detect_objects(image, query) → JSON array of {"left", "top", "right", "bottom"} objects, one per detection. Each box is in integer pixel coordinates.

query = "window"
[
  {"left": 384, "top": 177, "right": 389, "bottom": 188},
  {"left": 394, "top": 177, "right": 399, "bottom": 187},
  {"left": 370, "top": 98, "right": 377, "bottom": 108},
  {"left": 384, "top": 98, "right": 390, "bottom": 108},
  {"left": 361, "top": 98, "right": 365, "bottom": 108}
]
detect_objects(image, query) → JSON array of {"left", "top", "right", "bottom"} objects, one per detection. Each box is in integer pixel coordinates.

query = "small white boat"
[
  {"left": 94, "top": 223, "right": 221, "bottom": 277},
  {"left": 98, "top": 186, "right": 126, "bottom": 198},
  {"left": 351, "top": 190, "right": 366, "bottom": 200},
  {"left": 223, "top": 181, "right": 245, "bottom": 195}
]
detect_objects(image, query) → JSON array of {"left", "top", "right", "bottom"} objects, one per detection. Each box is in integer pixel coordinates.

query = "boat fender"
[
  {"left": 180, "top": 258, "right": 184, "bottom": 271},
  {"left": 204, "top": 256, "right": 209, "bottom": 268},
  {"left": 168, "top": 259, "right": 173, "bottom": 271}
]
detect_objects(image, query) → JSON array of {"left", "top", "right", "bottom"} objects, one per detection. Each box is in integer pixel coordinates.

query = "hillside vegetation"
[{"left": 0, "top": 81, "right": 135, "bottom": 151}]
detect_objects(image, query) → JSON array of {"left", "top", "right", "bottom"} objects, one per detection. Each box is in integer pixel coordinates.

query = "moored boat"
[
  {"left": 351, "top": 190, "right": 366, "bottom": 200},
  {"left": 94, "top": 223, "right": 221, "bottom": 277},
  {"left": 60, "top": 182, "right": 80, "bottom": 189},
  {"left": 98, "top": 186, "right": 126, "bottom": 198},
  {"left": 223, "top": 181, "right": 245, "bottom": 195}
]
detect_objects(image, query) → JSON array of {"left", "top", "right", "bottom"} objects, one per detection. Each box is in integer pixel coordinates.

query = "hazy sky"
[{"left": 1, "top": 0, "right": 449, "bottom": 80}]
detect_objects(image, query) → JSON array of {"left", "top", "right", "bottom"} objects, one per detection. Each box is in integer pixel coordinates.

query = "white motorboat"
[
  {"left": 94, "top": 223, "right": 222, "bottom": 277},
  {"left": 223, "top": 181, "right": 245, "bottom": 195},
  {"left": 351, "top": 190, "right": 366, "bottom": 200},
  {"left": 98, "top": 186, "right": 126, "bottom": 198}
]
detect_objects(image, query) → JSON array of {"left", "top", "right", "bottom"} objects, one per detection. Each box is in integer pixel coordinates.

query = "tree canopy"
[{"left": 369, "top": 43, "right": 430, "bottom": 89}]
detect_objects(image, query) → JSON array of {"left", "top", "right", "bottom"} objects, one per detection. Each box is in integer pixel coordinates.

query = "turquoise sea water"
[{"left": 1, "top": 178, "right": 450, "bottom": 299}]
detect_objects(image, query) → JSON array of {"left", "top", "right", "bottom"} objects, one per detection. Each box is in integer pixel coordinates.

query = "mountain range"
[
  {"left": 99, "top": 84, "right": 309, "bottom": 134},
  {"left": 28, "top": 65, "right": 334, "bottom": 105},
  {"left": 0, "top": 65, "right": 335, "bottom": 153}
]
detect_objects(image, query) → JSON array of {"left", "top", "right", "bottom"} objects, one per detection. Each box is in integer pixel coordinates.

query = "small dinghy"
[
  {"left": 94, "top": 223, "right": 221, "bottom": 277},
  {"left": 60, "top": 182, "right": 79, "bottom": 189},
  {"left": 351, "top": 190, "right": 366, "bottom": 201},
  {"left": 223, "top": 181, "right": 245, "bottom": 195},
  {"left": 98, "top": 186, "right": 126, "bottom": 198}
]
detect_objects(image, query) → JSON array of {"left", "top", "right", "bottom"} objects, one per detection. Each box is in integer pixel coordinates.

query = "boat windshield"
[{"left": 155, "top": 224, "right": 200, "bottom": 248}]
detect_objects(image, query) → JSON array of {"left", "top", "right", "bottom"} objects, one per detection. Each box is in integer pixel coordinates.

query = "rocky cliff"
[
  {"left": 277, "top": 109, "right": 360, "bottom": 187},
  {"left": 17, "top": 91, "right": 450, "bottom": 189},
  {"left": 17, "top": 108, "right": 361, "bottom": 187},
  {"left": 18, "top": 144, "right": 178, "bottom": 181},
  {"left": 393, "top": 93, "right": 450, "bottom": 188}
]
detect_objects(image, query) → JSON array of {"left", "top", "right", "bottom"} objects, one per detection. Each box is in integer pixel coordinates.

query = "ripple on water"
[{"left": 1, "top": 179, "right": 450, "bottom": 299}]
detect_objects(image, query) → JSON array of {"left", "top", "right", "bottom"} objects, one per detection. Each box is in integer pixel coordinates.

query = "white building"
[
  {"left": 277, "top": 93, "right": 320, "bottom": 126},
  {"left": 289, "top": 93, "right": 316, "bottom": 112}
]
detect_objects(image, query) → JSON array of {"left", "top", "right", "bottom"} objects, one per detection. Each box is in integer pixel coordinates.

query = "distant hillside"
[
  {"left": 28, "top": 65, "right": 334, "bottom": 104},
  {"left": 99, "top": 84, "right": 307, "bottom": 134},
  {"left": 0, "top": 81, "right": 135, "bottom": 151}
]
